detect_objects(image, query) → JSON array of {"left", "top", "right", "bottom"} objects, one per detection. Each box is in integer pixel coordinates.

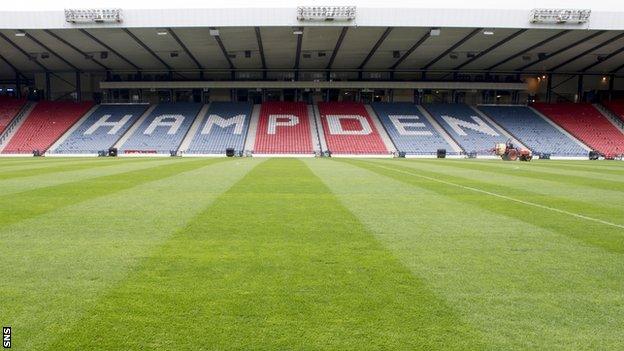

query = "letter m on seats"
[{"left": 202, "top": 114, "right": 246, "bottom": 134}]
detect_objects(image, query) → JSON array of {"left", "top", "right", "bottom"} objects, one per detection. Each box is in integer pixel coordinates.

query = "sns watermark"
[{"left": 2, "top": 327, "right": 10, "bottom": 349}]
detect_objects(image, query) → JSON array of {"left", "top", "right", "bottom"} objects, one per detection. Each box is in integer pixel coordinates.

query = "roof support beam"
[
  {"left": 254, "top": 27, "right": 267, "bottom": 70},
  {"left": 517, "top": 31, "right": 606, "bottom": 71},
  {"left": 293, "top": 27, "right": 303, "bottom": 80},
  {"left": 454, "top": 29, "right": 527, "bottom": 70},
  {"left": 211, "top": 27, "right": 235, "bottom": 70},
  {"left": 487, "top": 30, "right": 571, "bottom": 70},
  {"left": 549, "top": 32, "right": 624, "bottom": 72},
  {"left": 79, "top": 29, "right": 141, "bottom": 70},
  {"left": 24, "top": 31, "right": 80, "bottom": 71},
  {"left": 326, "top": 27, "right": 348, "bottom": 70},
  {"left": 44, "top": 29, "right": 109, "bottom": 70},
  {"left": 422, "top": 28, "right": 481, "bottom": 70},
  {"left": 168, "top": 28, "right": 203, "bottom": 71},
  {"left": 0, "top": 32, "right": 48, "bottom": 71},
  {"left": 390, "top": 30, "right": 430, "bottom": 70},
  {"left": 123, "top": 28, "right": 171, "bottom": 71},
  {"left": 581, "top": 45, "right": 624, "bottom": 72},
  {"left": 359, "top": 27, "right": 393, "bottom": 69},
  {"left": 0, "top": 53, "right": 27, "bottom": 79}
]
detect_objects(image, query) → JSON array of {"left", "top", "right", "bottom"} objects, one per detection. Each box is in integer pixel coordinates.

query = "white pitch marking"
[{"left": 368, "top": 162, "right": 624, "bottom": 230}]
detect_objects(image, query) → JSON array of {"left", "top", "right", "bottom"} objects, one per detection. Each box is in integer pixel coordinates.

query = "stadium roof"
[{"left": 1, "top": 4, "right": 623, "bottom": 78}]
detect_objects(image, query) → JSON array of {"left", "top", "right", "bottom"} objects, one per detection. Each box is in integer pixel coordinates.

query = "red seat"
[
  {"left": 2, "top": 101, "right": 93, "bottom": 154},
  {"left": 533, "top": 103, "right": 624, "bottom": 157},
  {"left": 603, "top": 101, "right": 624, "bottom": 123},
  {"left": 255, "top": 102, "right": 313, "bottom": 154},
  {"left": 317, "top": 102, "right": 388, "bottom": 154},
  {"left": 0, "top": 96, "right": 26, "bottom": 135}
]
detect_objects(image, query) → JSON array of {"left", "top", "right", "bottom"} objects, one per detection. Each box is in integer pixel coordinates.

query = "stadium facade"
[{"left": 0, "top": 4, "right": 623, "bottom": 158}]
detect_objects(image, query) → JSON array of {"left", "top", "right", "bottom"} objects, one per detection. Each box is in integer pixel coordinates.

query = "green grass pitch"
[{"left": 1, "top": 157, "right": 623, "bottom": 350}]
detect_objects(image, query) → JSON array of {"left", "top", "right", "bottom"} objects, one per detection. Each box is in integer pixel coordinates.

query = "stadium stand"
[
  {"left": 371, "top": 102, "right": 454, "bottom": 155},
  {"left": 532, "top": 103, "right": 624, "bottom": 157},
  {"left": 423, "top": 104, "right": 507, "bottom": 154},
  {"left": 0, "top": 96, "right": 26, "bottom": 135},
  {"left": 478, "top": 105, "right": 587, "bottom": 156},
  {"left": 186, "top": 102, "right": 252, "bottom": 154},
  {"left": 254, "top": 101, "right": 314, "bottom": 154},
  {"left": 119, "top": 103, "right": 201, "bottom": 154},
  {"left": 603, "top": 101, "right": 624, "bottom": 123},
  {"left": 2, "top": 101, "right": 93, "bottom": 154},
  {"left": 54, "top": 104, "right": 148, "bottom": 154},
  {"left": 317, "top": 102, "right": 388, "bottom": 154}
]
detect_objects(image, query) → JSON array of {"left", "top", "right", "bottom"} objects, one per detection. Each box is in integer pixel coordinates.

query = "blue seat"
[
  {"left": 119, "top": 103, "right": 201, "bottom": 154},
  {"left": 186, "top": 102, "right": 252, "bottom": 154},
  {"left": 423, "top": 104, "right": 508, "bottom": 155},
  {"left": 55, "top": 104, "right": 148, "bottom": 154},
  {"left": 372, "top": 102, "right": 453, "bottom": 155},
  {"left": 478, "top": 105, "right": 587, "bottom": 156}
]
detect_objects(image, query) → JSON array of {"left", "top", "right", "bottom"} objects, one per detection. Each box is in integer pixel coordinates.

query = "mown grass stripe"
[
  {"left": 417, "top": 159, "right": 624, "bottom": 191},
  {"left": 306, "top": 158, "right": 624, "bottom": 350},
  {"left": 382, "top": 159, "right": 624, "bottom": 211},
  {"left": 0, "top": 158, "right": 227, "bottom": 228},
  {"left": 45, "top": 158, "right": 484, "bottom": 350},
  {"left": 0, "top": 158, "right": 263, "bottom": 351},
  {"left": 0, "top": 158, "right": 151, "bottom": 180},
  {"left": 342, "top": 159, "right": 624, "bottom": 254},
  {"left": 0, "top": 158, "right": 181, "bottom": 196}
]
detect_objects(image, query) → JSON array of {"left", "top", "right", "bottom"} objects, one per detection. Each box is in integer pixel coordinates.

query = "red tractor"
[{"left": 494, "top": 140, "right": 532, "bottom": 161}]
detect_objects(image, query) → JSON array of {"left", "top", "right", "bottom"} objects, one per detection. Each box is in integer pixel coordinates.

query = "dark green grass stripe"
[
  {"left": 342, "top": 159, "right": 624, "bottom": 254},
  {"left": 0, "top": 158, "right": 226, "bottom": 228},
  {"left": 47, "top": 158, "right": 484, "bottom": 351},
  {"left": 419, "top": 160, "right": 624, "bottom": 191},
  {"left": 0, "top": 158, "right": 151, "bottom": 180}
]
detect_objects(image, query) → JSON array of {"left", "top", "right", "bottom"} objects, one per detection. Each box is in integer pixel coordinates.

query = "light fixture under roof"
[
  {"left": 14, "top": 30, "right": 26, "bottom": 37},
  {"left": 293, "top": 28, "right": 303, "bottom": 35},
  {"left": 156, "top": 29, "right": 168, "bottom": 36},
  {"left": 209, "top": 28, "right": 220, "bottom": 36},
  {"left": 483, "top": 29, "right": 495, "bottom": 35},
  {"left": 430, "top": 28, "right": 441, "bottom": 36}
]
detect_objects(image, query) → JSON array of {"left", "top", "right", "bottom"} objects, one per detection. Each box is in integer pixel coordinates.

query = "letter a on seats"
[
  {"left": 326, "top": 115, "right": 372, "bottom": 135},
  {"left": 144, "top": 115, "right": 185, "bottom": 135},
  {"left": 85, "top": 114, "right": 133, "bottom": 135},
  {"left": 202, "top": 114, "right": 246, "bottom": 135},
  {"left": 268, "top": 114, "right": 299, "bottom": 134}
]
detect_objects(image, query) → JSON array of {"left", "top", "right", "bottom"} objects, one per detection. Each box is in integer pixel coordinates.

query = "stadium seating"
[
  {"left": 603, "top": 101, "right": 624, "bottom": 123},
  {"left": 317, "top": 102, "right": 388, "bottom": 154},
  {"left": 423, "top": 103, "right": 507, "bottom": 154},
  {"left": 2, "top": 101, "right": 93, "bottom": 154},
  {"left": 54, "top": 104, "right": 148, "bottom": 154},
  {"left": 478, "top": 105, "right": 587, "bottom": 156},
  {"left": 254, "top": 101, "right": 314, "bottom": 154},
  {"left": 119, "top": 103, "right": 201, "bottom": 154},
  {"left": 371, "top": 102, "right": 454, "bottom": 155},
  {"left": 0, "top": 96, "right": 26, "bottom": 135},
  {"left": 186, "top": 102, "right": 252, "bottom": 154},
  {"left": 532, "top": 103, "right": 624, "bottom": 157}
]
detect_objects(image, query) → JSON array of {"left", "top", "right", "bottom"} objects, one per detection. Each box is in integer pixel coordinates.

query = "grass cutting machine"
[{"left": 493, "top": 139, "right": 532, "bottom": 161}]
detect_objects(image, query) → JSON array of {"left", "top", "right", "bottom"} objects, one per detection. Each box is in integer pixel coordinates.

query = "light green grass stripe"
[
  {"left": 373, "top": 159, "right": 624, "bottom": 211},
  {"left": 0, "top": 158, "right": 188, "bottom": 196},
  {"left": 0, "top": 158, "right": 228, "bottom": 228},
  {"left": 344, "top": 159, "right": 624, "bottom": 253},
  {"left": 0, "top": 158, "right": 152, "bottom": 180},
  {"left": 46, "top": 158, "right": 484, "bottom": 351},
  {"left": 308, "top": 158, "right": 624, "bottom": 350},
  {"left": 0, "top": 158, "right": 122, "bottom": 172},
  {"left": 417, "top": 159, "right": 624, "bottom": 191},
  {"left": 428, "top": 159, "right": 624, "bottom": 184},
  {"left": 0, "top": 158, "right": 263, "bottom": 351}
]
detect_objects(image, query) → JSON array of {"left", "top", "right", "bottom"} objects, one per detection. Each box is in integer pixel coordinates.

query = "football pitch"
[{"left": 1, "top": 157, "right": 623, "bottom": 350}]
